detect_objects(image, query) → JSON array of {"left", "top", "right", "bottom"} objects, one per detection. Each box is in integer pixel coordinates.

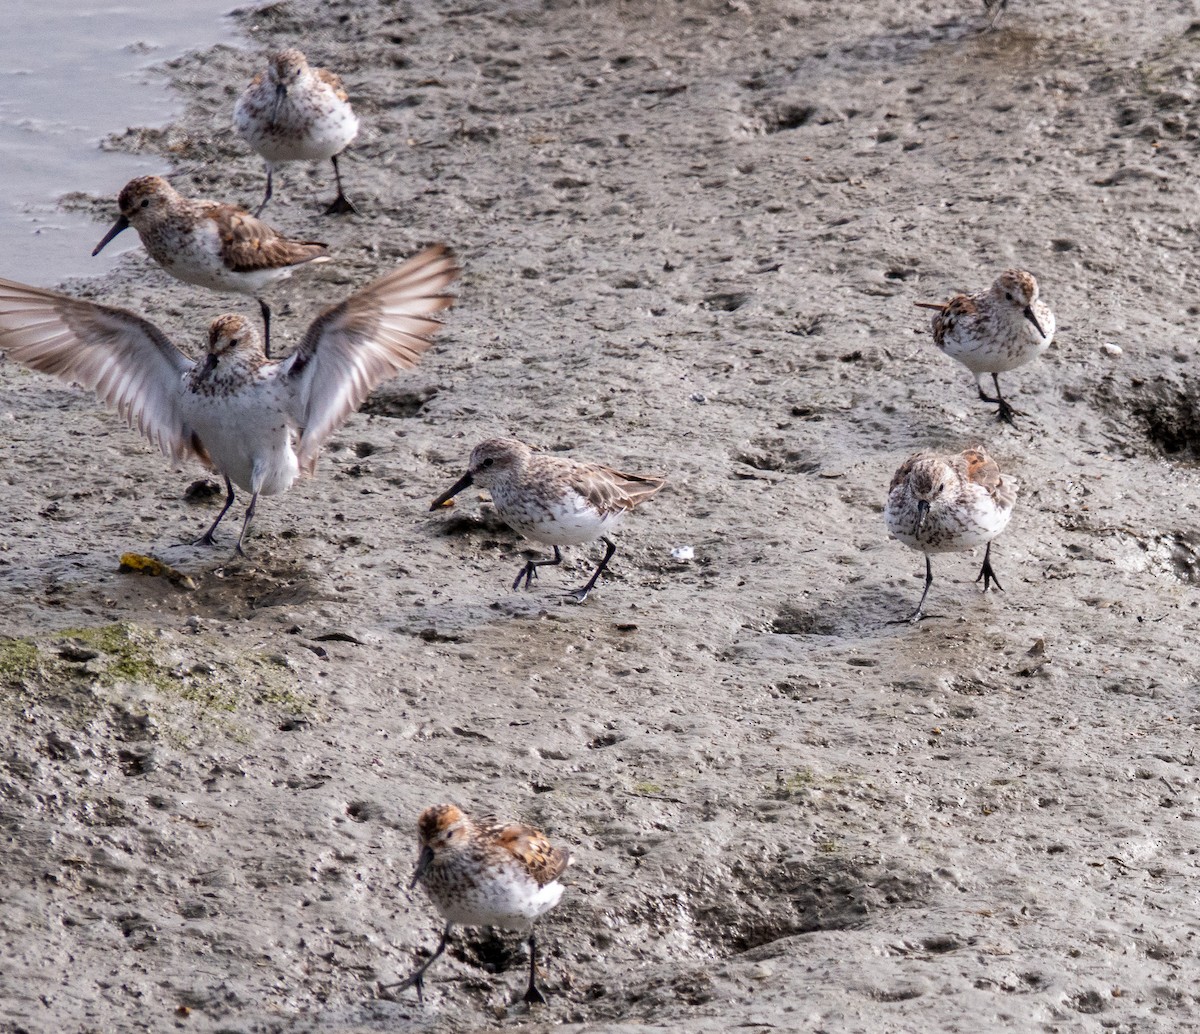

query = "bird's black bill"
[
  {"left": 92, "top": 214, "right": 131, "bottom": 256},
  {"left": 915, "top": 498, "right": 930, "bottom": 531},
  {"left": 196, "top": 354, "right": 218, "bottom": 380},
  {"left": 1022, "top": 305, "right": 1045, "bottom": 338},
  {"left": 409, "top": 845, "right": 434, "bottom": 889},
  {"left": 430, "top": 471, "right": 473, "bottom": 510}
]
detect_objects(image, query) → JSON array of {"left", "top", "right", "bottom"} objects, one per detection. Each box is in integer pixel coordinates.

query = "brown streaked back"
[
  {"left": 955, "top": 447, "right": 1000, "bottom": 491},
  {"left": 212, "top": 204, "right": 329, "bottom": 272},
  {"left": 569, "top": 464, "right": 666, "bottom": 517},
  {"left": 482, "top": 818, "right": 573, "bottom": 887},
  {"left": 929, "top": 294, "right": 978, "bottom": 348},
  {"left": 314, "top": 66, "right": 350, "bottom": 102},
  {"left": 952, "top": 446, "right": 1017, "bottom": 509}
]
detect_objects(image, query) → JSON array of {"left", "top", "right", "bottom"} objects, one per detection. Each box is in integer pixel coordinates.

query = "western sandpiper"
[
  {"left": 92, "top": 175, "right": 329, "bottom": 357},
  {"left": 383, "top": 803, "right": 572, "bottom": 1004},
  {"left": 235, "top": 48, "right": 360, "bottom": 216},
  {"left": 430, "top": 438, "right": 666, "bottom": 603},
  {"left": 0, "top": 244, "right": 458, "bottom": 554},
  {"left": 884, "top": 447, "right": 1017, "bottom": 623},
  {"left": 915, "top": 269, "right": 1055, "bottom": 427}
]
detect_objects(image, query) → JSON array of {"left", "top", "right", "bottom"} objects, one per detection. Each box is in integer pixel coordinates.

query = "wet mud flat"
[{"left": 1, "top": 1, "right": 1199, "bottom": 1032}]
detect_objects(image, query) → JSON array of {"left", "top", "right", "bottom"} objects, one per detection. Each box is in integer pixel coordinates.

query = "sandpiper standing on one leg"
[
  {"left": 915, "top": 269, "right": 1055, "bottom": 427},
  {"left": 235, "top": 48, "right": 360, "bottom": 216},
  {"left": 431, "top": 438, "right": 666, "bottom": 603},
  {"left": 92, "top": 176, "right": 329, "bottom": 357}
]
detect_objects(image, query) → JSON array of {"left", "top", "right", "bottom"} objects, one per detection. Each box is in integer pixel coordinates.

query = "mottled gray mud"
[{"left": 2, "top": 2, "right": 1199, "bottom": 1032}]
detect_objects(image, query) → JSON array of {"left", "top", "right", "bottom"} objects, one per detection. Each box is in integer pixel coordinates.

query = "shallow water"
[{"left": 0, "top": 1, "right": 246, "bottom": 285}]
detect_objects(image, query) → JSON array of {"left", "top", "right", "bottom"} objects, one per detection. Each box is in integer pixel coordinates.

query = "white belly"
[
  {"left": 147, "top": 223, "right": 292, "bottom": 296},
  {"left": 494, "top": 487, "right": 621, "bottom": 547},
  {"left": 236, "top": 94, "right": 358, "bottom": 164},
  {"left": 182, "top": 389, "right": 299, "bottom": 496},
  {"left": 430, "top": 874, "right": 565, "bottom": 931},
  {"left": 943, "top": 311, "right": 1054, "bottom": 375}
]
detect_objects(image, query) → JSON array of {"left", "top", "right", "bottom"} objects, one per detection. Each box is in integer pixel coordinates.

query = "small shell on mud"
[
  {"left": 671, "top": 545, "right": 695, "bottom": 561},
  {"left": 1100, "top": 342, "right": 1123, "bottom": 357}
]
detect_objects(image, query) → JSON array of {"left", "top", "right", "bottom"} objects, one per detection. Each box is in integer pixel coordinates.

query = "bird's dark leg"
[
  {"left": 194, "top": 476, "right": 236, "bottom": 546},
  {"left": 978, "top": 372, "right": 1019, "bottom": 426},
  {"left": 258, "top": 298, "right": 272, "bottom": 358},
  {"left": 890, "top": 554, "right": 934, "bottom": 625},
  {"left": 975, "top": 541, "right": 1004, "bottom": 593},
  {"left": 378, "top": 921, "right": 451, "bottom": 1004},
  {"left": 523, "top": 930, "right": 547, "bottom": 1005},
  {"left": 513, "top": 545, "right": 563, "bottom": 591},
  {"left": 234, "top": 492, "right": 259, "bottom": 557},
  {"left": 564, "top": 536, "right": 617, "bottom": 604},
  {"left": 254, "top": 168, "right": 274, "bottom": 218},
  {"left": 324, "top": 153, "right": 358, "bottom": 215}
]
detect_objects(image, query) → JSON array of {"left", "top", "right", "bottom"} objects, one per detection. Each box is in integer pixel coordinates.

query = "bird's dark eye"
[
  {"left": 229, "top": 338, "right": 238, "bottom": 347},
  {"left": 936, "top": 483, "right": 944, "bottom": 494},
  {"left": 140, "top": 198, "right": 150, "bottom": 209},
  {"left": 482, "top": 458, "right": 495, "bottom": 468},
  {"left": 1005, "top": 291, "right": 1013, "bottom": 301}
]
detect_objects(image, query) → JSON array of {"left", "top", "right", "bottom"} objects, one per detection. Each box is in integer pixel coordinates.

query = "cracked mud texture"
[{"left": 2, "top": 1, "right": 1199, "bottom": 1032}]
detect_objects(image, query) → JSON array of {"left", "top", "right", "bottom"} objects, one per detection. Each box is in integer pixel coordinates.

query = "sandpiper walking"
[
  {"left": 92, "top": 176, "right": 329, "bottom": 357},
  {"left": 383, "top": 804, "right": 572, "bottom": 1004},
  {"left": 884, "top": 447, "right": 1017, "bottom": 623},
  {"left": 431, "top": 438, "right": 666, "bottom": 603},
  {"left": 0, "top": 245, "right": 458, "bottom": 554},
  {"left": 915, "top": 269, "right": 1055, "bottom": 427},
  {"left": 235, "top": 48, "right": 360, "bottom": 215}
]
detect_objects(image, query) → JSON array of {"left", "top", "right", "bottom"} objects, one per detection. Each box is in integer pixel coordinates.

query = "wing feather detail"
[
  {"left": 568, "top": 464, "right": 666, "bottom": 517},
  {"left": 210, "top": 203, "right": 329, "bottom": 273},
  {"left": 482, "top": 819, "right": 573, "bottom": 887},
  {"left": 281, "top": 245, "right": 459, "bottom": 472},
  {"left": 0, "top": 279, "right": 199, "bottom": 462}
]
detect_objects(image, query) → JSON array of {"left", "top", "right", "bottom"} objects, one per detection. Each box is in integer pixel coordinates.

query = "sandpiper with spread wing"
[{"left": 0, "top": 244, "right": 458, "bottom": 554}]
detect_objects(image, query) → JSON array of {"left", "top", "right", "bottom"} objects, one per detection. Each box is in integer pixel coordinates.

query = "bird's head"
[
  {"left": 411, "top": 804, "right": 471, "bottom": 887},
  {"left": 992, "top": 269, "right": 1046, "bottom": 338},
  {"left": 429, "top": 438, "right": 530, "bottom": 508}
]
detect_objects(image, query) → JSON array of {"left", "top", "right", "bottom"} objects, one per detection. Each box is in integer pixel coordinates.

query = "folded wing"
[
  {"left": 571, "top": 464, "right": 667, "bottom": 517},
  {"left": 0, "top": 279, "right": 202, "bottom": 463},
  {"left": 280, "top": 244, "right": 459, "bottom": 473}
]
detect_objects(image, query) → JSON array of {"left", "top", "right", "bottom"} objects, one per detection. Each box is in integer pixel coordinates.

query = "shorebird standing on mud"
[
  {"left": 915, "top": 269, "right": 1055, "bottom": 427},
  {"left": 884, "top": 446, "right": 1017, "bottom": 623},
  {"left": 235, "top": 48, "right": 360, "bottom": 216},
  {"left": 92, "top": 175, "right": 329, "bottom": 357},
  {"left": 382, "top": 804, "right": 572, "bottom": 1005},
  {"left": 431, "top": 438, "right": 666, "bottom": 603}
]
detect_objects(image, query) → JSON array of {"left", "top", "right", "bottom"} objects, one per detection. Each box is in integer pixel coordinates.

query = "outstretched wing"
[
  {"left": 0, "top": 279, "right": 203, "bottom": 463},
  {"left": 279, "top": 244, "right": 459, "bottom": 472}
]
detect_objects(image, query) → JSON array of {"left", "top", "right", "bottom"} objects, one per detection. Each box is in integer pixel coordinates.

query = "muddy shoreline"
[{"left": 2, "top": 1, "right": 1199, "bottom": 1032}]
